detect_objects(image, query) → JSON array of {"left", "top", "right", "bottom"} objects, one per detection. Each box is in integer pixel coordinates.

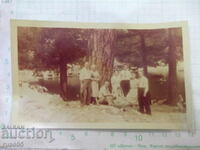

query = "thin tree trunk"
[
  {"left": 59, "top": 54, "right": 68, "bottom": 100},
  {"left": 167, "top": 28, "right": 178, "bottom": 105},
  {"left": 139, "top": 31, "right": 148, "bottom": 76}
]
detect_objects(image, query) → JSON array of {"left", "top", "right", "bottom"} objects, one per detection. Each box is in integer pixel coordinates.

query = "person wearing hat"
[{"left": 137, "top": 69, "right": 151, "bottom": 115}]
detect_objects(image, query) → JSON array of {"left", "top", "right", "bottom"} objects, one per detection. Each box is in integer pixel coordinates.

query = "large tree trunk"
[
  {"left": 88, "top": 29, "right": 116, "bottom": 85},
  {"left": 59, "top": 54, "right": 68, "bottom": 100},
  {"left": 139, "top": 31, "right": 148, "bottom": 76},
  {"left": 167, "top": 28, "right": 178, "bottom": 105}
]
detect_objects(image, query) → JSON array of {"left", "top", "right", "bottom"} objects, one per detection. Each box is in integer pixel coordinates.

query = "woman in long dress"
[
  {"left": 111, "top": 70, "right": 130, "bottom": 108},
  {"left": 90, "top": 64, "right": 100, "bottom": 104},
  {"left": 127, "top": 72, "right": 138, "bottom": 105}
]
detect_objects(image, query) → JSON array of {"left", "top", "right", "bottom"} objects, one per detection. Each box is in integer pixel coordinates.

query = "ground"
[{"left": 15, "top": 81, "right": 186, "bottom": 124}]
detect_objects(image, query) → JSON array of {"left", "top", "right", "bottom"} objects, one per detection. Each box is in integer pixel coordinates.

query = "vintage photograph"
[{"left": 11, "top": 21, "right": 192, "bottom": 129}]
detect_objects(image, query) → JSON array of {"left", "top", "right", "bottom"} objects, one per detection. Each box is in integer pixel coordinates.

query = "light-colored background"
[{"left": 0, "top": 0, "right": 200, "bottom": 149}]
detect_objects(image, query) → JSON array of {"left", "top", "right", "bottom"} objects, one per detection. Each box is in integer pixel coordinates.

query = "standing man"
[
  {"left": 120, "top": 65, "right": 132, "bottom": 97},
  {"left": 137, "top": 69, "right": 151, "bottom": 115},
  {"left": 79, "top": 62, "right": 92, "bottom": 105}
]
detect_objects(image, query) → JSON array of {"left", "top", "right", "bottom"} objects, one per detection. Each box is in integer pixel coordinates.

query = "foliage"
[
  {"left": 114, "top": 28, "right": 183, "bottom": 67},
  {"left": 18, "top": 27, "right": 89, "bottom": 70}
]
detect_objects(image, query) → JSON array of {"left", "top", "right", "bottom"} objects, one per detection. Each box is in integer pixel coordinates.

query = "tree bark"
[
  {"left": 167, "top": 28, "right": 178, "bottom": 105},
  {"left": 139, "top": 31, "right": 148, "bottom": 76},
  {"left": 59, "top": 54, "right": 68, "bottom": 100},
  {"left": 88, "top": 29, "right": 116, "bottom": 85}
]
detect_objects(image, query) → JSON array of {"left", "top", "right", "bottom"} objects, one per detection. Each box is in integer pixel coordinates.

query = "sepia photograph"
[{"left": 11, "top": 20, "right": 193, "bottom": 129}]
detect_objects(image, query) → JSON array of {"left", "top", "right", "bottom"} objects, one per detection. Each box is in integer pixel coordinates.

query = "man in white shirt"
[
  {"left": 137, "top": 69, "right": 151, "bottom": 115},
  {"left": 120, "top": 65, "right": 132, "bottom": 96},
  {"left": 79, "top": 62, "right": 92, "bottom": 105}
]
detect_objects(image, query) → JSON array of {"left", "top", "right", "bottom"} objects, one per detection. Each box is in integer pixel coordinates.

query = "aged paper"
[{"left": 11, "top": 20, "right": 193, "bottom": 130}]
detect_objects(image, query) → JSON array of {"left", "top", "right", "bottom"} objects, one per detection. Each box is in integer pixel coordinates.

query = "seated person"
[{"left": 98, "top": 81, "right": 113, "bottom": 105}]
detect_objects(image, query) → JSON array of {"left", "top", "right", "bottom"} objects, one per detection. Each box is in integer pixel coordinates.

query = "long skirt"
[
  {"left": 91, "top": 81, "right": 99, "bottom": 98},
  {"left": 126, "top": 88, "right": 138, "bottom": 105}
]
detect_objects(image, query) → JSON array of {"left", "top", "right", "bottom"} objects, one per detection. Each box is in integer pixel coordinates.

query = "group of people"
[{"left": 79, "top": 62, "right": 151, "bottom": 115}]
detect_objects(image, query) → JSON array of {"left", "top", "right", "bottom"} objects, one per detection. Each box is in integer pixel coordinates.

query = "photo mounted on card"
[{"left": 11, "top": 20, "right": 193, "bottom": 129}]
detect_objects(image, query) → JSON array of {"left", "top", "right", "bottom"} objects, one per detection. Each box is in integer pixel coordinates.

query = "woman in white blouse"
[
  {"left": 127, "top": 72, "right": 138, "bottom": 105},
  {"left": 90, "top": 64, "right": 100, "bottom": 104}
]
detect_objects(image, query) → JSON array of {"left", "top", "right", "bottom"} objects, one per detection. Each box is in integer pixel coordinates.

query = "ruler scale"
[{"left": 1, "top": 129, "right": 200, "bottom": 149}]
